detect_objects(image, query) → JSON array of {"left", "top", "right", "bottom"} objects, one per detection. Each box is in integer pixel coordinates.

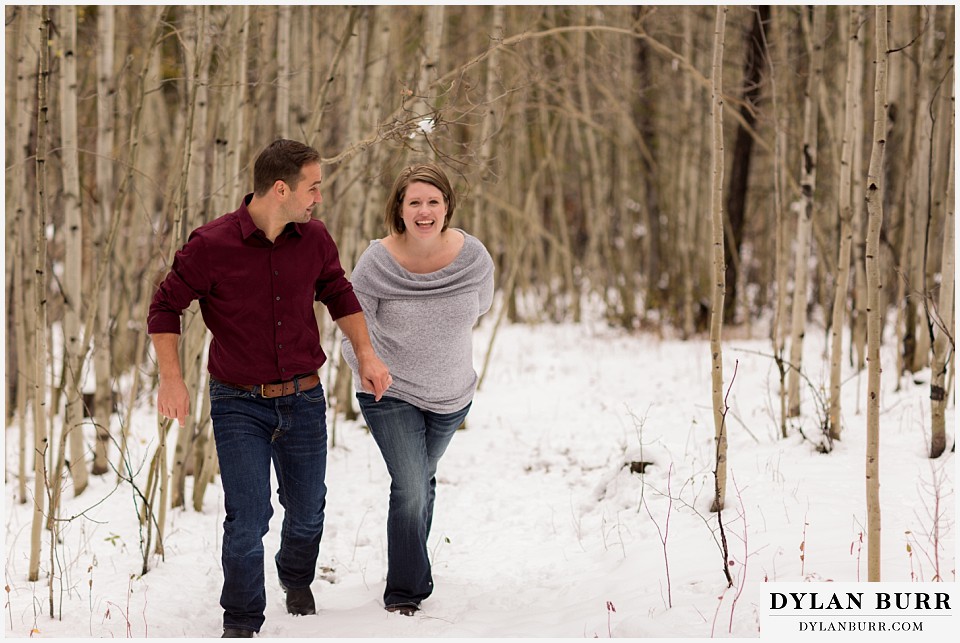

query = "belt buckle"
[{"left": 260, "top": 384, "right": 268, "bottom": 397}]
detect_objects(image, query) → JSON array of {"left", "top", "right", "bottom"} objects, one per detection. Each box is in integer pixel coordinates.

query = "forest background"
[{"left": 2, "top": 2, "right": 956, "bottom": 633}]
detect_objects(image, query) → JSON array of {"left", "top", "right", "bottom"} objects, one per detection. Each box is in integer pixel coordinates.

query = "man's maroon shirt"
[{"left": 147, "top": 194, "right": 361, "bottom": 385}]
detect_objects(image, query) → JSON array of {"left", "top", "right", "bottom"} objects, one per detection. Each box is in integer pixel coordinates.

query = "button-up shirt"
[{"left": 147, "top": 194, "right": 361, "bottom": 384}]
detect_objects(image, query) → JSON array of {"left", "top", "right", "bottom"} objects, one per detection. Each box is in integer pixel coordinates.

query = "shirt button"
[
  {"left": 277, "top": 321, "right": 282, "bottom": 326},
  {"left": 278, "top": 344, "right": 283, "bottom": 349},
  {"left": 274, "top": 270, "right": 279, "bottom": 275},
  {"left": 276, "top": 296, "right": 280, "bottom": 301}
]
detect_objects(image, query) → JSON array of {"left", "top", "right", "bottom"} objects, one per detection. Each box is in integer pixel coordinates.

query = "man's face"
[{"left": 282, "top": 161, "right": 323, "bottom": 223}]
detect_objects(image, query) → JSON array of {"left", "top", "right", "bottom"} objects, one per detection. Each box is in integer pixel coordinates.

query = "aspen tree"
[
  {"left": 330, "top": 6, "right": 372, "bottom": 428},
  {"left": 29, "top": 6, "right": 52, "bottom": 583},
  {"left": 723, "top": 6, "right": 769, "bottom": 325},
  {"left": 767, "top": 6, "right": 791, "bottom": 438},
  {"left": 786, "top": 5, "right": 825, "bottom": 418},
  {"left": 709, "top": 5, "right": 728, "bottom": 513},
  {"left": 574, "top": 6, "right": 612, "bottom": 293},
  {"left": 360, "top": 6, "right": 392, "bottom": 243},
  {"left": 228, "top": 5, "right": 250, "bottom": 208},
  {"left": 409, "top": 5, "right": 445, "bottom": 160},
  {"left": 828, "top": 6, "right": 864, "bottom": 442},
  {"left": 929, "top": 80, "right": 954, "bottom": 459},
  {"left": 906, "top": 8, "right": 938, "bottom": 373},
  {"left": 92, "top": 4, "right": 116, "bottom": 476},
  {"left": 303, "top": 8, "right": 361, "bottom": 149},
  {"left": 54, "top": 4, "right": 90, "bottom": 509},
  {"left": 11, "top": 6, "right": 39, "bottom": 502},
  {"left": 850, "top": 9, "right": 868, "bottom": 373},
  {"left": 289, "top": 7, "right": 311, "bottom": 132},
  {"left": 471, "top": 4, "right": 506, "bottom": 244},
  {"left": 865, "top": 5, "right": 889, "bottom": 583},
  {"left": 115, "top": 6, "right": 170, "bottom": 480},
  {"left": 169, "top": 4, "right": 214, "bottom": 513},
  {"left": 275, "top": 5, "right": 291, "bottom": 138},
  {"left": 894, "top": 7, "right": 937, "bottom": 379},
  {"left": 161, "top": 5, "right": 210, "bottom": 527},
  {"left": 677, "top": 8, "right": 699, "bottom": 339},
  {"left": 193, "top": 4, "right": 252, "bottom": 510}
]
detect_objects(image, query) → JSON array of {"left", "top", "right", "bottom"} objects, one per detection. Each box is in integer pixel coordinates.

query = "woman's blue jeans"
[
  {"left": 210, "top": 379, "right": 329, "bottom": 632},
  {"left": 356, "top": 393, "right": 471, "bottom": 607}
]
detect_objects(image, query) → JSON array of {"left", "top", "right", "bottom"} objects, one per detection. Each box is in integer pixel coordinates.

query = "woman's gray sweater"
[{"left": 341, "top": 230, "right": 495, "bottom": 414}]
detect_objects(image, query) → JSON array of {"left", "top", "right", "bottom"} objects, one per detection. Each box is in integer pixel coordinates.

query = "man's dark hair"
[{"left": 252, "top": 139, "right": 321, "bottom": 196}]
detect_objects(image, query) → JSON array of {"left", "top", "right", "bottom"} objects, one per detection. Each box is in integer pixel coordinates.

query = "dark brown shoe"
[
  {"left": 222, "top": 628, "right": 253, "bottom": 638},
  {"left": 385, "top": 602, "right": 420, "bottom": 616},
  {"left": 283, "top": 585, "right": 316, "bottom": 616}
]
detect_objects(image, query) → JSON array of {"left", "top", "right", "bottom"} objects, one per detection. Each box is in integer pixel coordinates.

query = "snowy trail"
[{"left": 4, "top": 320, "right": 952, "bottom": 638}]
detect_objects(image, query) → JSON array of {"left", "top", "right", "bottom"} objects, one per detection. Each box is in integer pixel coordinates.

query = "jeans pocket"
[
  {"left": 209, "top": 379, "right": 251, "bottom": 402},
  {"left": 298, "top": 383, "right": 326, "bottom": 405}
]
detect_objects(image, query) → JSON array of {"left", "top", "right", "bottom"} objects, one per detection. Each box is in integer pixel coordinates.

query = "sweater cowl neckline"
[{"left": 353, "top": 230, "right": 491, "bottom": 299}]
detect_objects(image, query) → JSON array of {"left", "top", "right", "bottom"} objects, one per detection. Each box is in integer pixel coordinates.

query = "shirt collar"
[{"left": 237, "top": 193, "right": 304, "bottom": 241}]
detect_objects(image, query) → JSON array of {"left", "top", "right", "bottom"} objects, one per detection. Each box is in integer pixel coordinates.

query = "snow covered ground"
[{"left": 3, "top": 310, "right": 955, "bottom": 638}]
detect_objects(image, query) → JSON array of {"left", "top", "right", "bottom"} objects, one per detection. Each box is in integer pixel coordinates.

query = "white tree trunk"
[
  {"left": 709, "top": 5, "right": 728, "bottom": 513},
  {"left": 865, "top": 5, "right": 889, "bottom": 583},
  {"left": 409, "top": 5, "right": 445, "bottom": 159},
  {"left": 850, "top": 7, "right": 868, "bottom": 373},
  {"left": 275, "top": 5, "right": 291, "bottom": 138},
  {"left": 29, "top": 6, "right": 52, "bottom": 583},
  {"left": 929, "top": 79, "right": 954, "bottom": 459},
  {"left": 828, "top": 6, "right": 863, "bottom": 442},
  {"left": 92, "top": 4, "right": 116, "bottom": 476},
  {"left": 53, "top": 4, "right": 91, "bottom": 511},
  {"left": 11, "top": 6, "right": 39, "bottom": 504},
  {"left": 905, "top": 7, "right": 937, "bottom": 374}
]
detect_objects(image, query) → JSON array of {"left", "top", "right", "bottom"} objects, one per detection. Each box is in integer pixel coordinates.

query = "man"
[{"left": 148, "top": 139, "right": 391, "bottom": 638}]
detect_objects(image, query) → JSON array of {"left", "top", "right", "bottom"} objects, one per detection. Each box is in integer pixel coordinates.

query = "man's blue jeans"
[
  {"left": 356, "top": 393, "right": 471, "bottom": 607},
  {"left": 210, "top": 379, "right": 328, "bottom": 632}
]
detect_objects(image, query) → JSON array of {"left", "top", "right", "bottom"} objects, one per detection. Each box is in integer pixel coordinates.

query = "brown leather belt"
[{"left": 219, "top": 372, "right": 321, "bottom": 399}]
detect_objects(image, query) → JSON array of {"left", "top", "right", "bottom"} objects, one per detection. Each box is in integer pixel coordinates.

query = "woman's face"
[{"left": 400, "top": 181, "right": 447, "bottom": 239}]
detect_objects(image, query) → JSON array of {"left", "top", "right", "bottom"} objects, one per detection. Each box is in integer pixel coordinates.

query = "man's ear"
[{"left": 274, "top": 180, "right": 286, "bottom": 197}]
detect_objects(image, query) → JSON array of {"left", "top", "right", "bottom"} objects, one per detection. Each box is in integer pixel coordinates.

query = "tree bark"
[
  {"left": 57, "top": 2, "right": 90, "bottom": 503},
  {"left": 850, "top": 7, "right": 869, "bottom": 373},
  {"left": 905, "top": 8, "right": 937, "bottom": 374},
  {"left": 11, "top": 6, "right": 39, "bottom": 504},
  {"left": 29, "top": 5, "right": 52, "bottom": 584},
  {"left": 828, "top": 6, "right": 864, "bottom": 442},
  {"left": 709, "top": 5, "right": 728, "bottom": 513},
  {"left": 786, "top": 5, "right": 826, "bottom": 418},
  {"left": 865, "top": 5, "right": 889, "bottom": 583},
  {"left": 275, "top": 5, "right": 291, "bottom": 139},
  {"left": 929, "top": 78, "right": 954, "bottom": 459},
  {"left": 723, "top": 6, "right": 769, "bottom": 324},
  {"left": 92, "top": 4, "right": 116, "bottom": 477},
  {"left": 170, "top": 4, "right": 212, "bottom": 514},
  {"left": 409, "top": 5, "right": 445, "bottom": 160},
  {"left": 767, "top": 5, "right": 791, "bottom": 438}
]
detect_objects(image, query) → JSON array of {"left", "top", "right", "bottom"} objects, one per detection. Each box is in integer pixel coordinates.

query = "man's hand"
[
  {"left": 151, "top": 332, "right": 190, "bottom": 425},
  {"left": 157, "top": 376, "right": 190, "bottom": 425}
]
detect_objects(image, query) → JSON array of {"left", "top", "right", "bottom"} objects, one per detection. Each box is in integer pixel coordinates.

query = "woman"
[{"left": 342, "top": 163, "right": 494, "bottom": 615}]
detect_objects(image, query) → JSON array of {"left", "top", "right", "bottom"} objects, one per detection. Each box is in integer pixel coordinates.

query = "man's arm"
[
  {"left": 335, "top": 312, "right": 391, "bottom": 401},
  {"left": 151, "top": 332, "right": 191, "bottom": 425}
]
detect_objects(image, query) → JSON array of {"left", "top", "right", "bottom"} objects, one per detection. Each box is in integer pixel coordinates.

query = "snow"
[{"left": 3, "top": 311, "right": 955, "bottom": 639}]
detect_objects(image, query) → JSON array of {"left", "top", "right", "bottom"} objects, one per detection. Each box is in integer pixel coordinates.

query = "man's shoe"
[
  {"left": 283, "top": 585, "right": 316, "bottom": 616},
  {"left": 222, "top": 628, "right": 253, "bottom": 638},
  {"left": 385, "top": 602, "right": 420, "bottom": 616}
]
